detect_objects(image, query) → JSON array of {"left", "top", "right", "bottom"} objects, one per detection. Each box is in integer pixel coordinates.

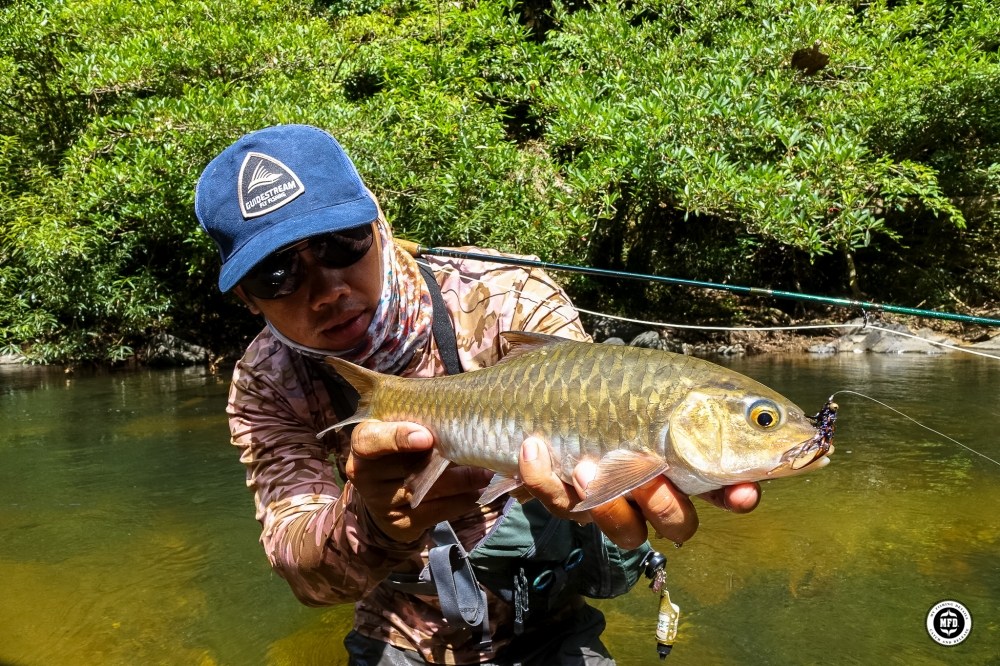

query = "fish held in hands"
[{"left": 321, "top": 332, "right": 833, "bottom": 512}]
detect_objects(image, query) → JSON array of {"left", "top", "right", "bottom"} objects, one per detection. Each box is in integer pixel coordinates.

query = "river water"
[{"left": 1, "top": 353, "right": 997, "bottom": 665}]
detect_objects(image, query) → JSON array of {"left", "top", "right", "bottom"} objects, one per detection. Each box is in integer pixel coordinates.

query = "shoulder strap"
[
  {"left": 314, "top": 261, "right": 457, "bottom": 421},
  {"left": 418, "top": 262, "right": 462, "bottom": 376},
  {"left": 383, "top": 263, "right": 492, "bottom": 647}
]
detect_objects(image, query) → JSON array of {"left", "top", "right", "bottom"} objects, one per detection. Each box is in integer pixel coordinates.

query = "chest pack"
[{"left": 320, "top": 262, "right": 651, "bottom": 652}]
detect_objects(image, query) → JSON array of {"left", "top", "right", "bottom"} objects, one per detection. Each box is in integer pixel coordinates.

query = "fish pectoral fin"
[
  {"left": 573, "top": 450, "right": 670, "bottom": 513},
  {"left": 477, "top": 473, "right": 524, "bottom": 505},
  {"left": 405, "top": 449, "right": 452, "bottom": 508}
]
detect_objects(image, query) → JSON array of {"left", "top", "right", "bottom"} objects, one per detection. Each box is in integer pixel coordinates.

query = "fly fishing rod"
[{"left": 397, "top": 240, "right": 1000, "bottom": 327}]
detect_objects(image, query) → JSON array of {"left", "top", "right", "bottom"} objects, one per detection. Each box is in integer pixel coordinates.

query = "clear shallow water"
[{"left": 1, "top": 354, "right": 998, "bottom": 665}]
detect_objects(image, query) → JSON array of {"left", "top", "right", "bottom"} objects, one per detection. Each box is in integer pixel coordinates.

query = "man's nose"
[{"left": 298, "top": 249, "right": 350, "bottom": 307}]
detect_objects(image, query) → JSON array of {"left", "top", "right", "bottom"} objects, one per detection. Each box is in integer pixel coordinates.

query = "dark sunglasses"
[{"left": 241, "top": 224, "right": 375, "bottom": 300}]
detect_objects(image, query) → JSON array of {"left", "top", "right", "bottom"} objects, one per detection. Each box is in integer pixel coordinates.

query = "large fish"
[{"left": 322, "top": 332, "right": 834, "bottom": 511}]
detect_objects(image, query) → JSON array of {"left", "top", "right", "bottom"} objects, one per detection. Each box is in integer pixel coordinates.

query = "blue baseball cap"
[{"left": 195, "top": 124, "right": 379, "bottom": 292}]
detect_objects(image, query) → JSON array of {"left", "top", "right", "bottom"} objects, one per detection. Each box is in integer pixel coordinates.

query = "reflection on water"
[{"left": 1, "top": 355, "right": 998, "bottom": 665}]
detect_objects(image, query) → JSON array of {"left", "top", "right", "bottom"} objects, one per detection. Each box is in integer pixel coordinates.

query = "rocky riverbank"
[
  {"left": 588, "top": 315, "right": 1000, "bottom": 357},
  {"left": 0, "top": 333, "right": 217, "bottom": 368},
  {"left": 5, "top": 314, "right": 1000, "bottom": 369}
]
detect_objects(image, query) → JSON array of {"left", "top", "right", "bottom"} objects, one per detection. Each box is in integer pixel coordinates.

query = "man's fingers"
[
  {"left": 725, "top": 482, "right": 761, "bottom": 513},
  {"left": 411, "top": 465, "right": 493, "bottom": 505},
  {"left": 370, "top": 494, "right": 484, "bottom": 542},
  {"left": 519, "top": 438, "right": 578, "bottom": 515},
  {"left": 587, "top": 498, "right": 649, "bottom": 550},
  {"left": 571, "top": 462, "right": 648, "bottom": 549},
  {"left": 697, "top": 482, "right": 761, "bottom": 514},
  {"left": 629, "top": 477, "right": 699, "bottom": 545},
  {"left": 351, "top": 420, "right": 433, "bottom": 458}
]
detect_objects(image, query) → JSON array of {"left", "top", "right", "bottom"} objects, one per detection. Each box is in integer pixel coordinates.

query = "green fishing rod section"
[{"left": 396, "top": 240, "right": 1000, "bottom": 328}]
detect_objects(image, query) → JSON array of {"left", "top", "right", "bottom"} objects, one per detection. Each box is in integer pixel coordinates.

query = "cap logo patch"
[{"left": 238, "top": 152, "right": 305, "bottom": 219}]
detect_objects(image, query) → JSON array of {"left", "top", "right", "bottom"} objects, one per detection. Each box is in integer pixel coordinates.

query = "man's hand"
[
  {"left": 518, "top": 437, "right": 761, "bottom": 550},
  {"left": 345, "top": 421, "right": 491, "bottom": 543}
]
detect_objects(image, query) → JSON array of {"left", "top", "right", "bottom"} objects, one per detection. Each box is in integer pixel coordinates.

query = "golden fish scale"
[{"left": 365, "top": 341, "right": 710, "bottom": 477}]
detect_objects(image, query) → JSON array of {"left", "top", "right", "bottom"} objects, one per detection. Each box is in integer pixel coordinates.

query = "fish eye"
[{"left": 748, "top": 400, "right": 781, "bottom": 430}]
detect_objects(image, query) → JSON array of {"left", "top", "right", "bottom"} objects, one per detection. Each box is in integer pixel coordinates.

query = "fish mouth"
[
  {"left": 768, "top": 397, "right": 838, "bottom": 475},
  {"left": 770, "top": 438, "right": 835, "bottom": 474}
]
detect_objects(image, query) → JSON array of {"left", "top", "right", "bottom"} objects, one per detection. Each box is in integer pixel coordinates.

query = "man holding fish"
[{"left": 195, "top": 124, "right": 774, "bottom": 665}]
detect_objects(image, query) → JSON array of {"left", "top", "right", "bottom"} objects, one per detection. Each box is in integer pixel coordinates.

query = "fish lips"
[{"left": 768, "top": 434, "right": 834, "bottom": 476}]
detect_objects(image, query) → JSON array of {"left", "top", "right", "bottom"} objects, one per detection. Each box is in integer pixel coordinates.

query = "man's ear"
[{"left": 233, "top": 286, "right": 262, "bottom": 315}]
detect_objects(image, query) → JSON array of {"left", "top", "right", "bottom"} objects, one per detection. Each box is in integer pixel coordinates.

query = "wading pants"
[{"left": 343, "top": 603, "right": 615, "bottom": 666}]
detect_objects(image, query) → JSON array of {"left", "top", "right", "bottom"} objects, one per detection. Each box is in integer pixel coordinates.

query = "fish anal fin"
[
  {"left": 405, "top": 449, "right": 452, "bottom": 508},
  {"left": 498, "top": 331, "right": 569, "bottom": 363},
  {"left": 573, "top": 449, "right": 670, "bottom": 513},
  {"left": 477, "top": 473, "right": 524, "bottom": 505},
  {"left": 509, "top": 486, "right": 534, "bottom": 504}
]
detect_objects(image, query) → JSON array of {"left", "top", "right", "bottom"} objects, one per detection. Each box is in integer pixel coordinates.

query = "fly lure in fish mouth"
[
  {"left": 765, "top": 396, "right": 837, "bottom": 474},
  {"left": 809, "top": 396, "right": 839, "bottom": 452}
]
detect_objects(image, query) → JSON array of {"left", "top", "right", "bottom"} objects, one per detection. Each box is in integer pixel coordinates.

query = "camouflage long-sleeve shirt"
[{"left": 228, "top": 247, "right": 590, "bottom": 664}]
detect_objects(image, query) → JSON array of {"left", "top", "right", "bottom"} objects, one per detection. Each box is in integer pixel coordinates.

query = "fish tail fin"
[
  {"left": 316, "top": 357, "right": 382, "bottom": 437},
  {"left": 321, "top": 356, "right": 451, "bottom": 510}
]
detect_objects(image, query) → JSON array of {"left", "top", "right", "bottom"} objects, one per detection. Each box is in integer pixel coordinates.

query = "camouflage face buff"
[{"left": 267, "top": 215, "right": 433, "bottom": 375}]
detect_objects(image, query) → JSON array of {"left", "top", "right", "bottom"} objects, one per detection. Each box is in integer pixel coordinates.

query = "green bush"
[
  {"left": 1, "top": 0, "right": 998, "bottom": 363},
  {"left": 0, "top": 0, "right": 336, "bottom": 362}
]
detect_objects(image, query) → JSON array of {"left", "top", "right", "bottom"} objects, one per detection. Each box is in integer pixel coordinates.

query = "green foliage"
[
  {"left": 532, "top": 0, "right": 979, "bottom": 304},
  {"left": 1, "top": 0, "right": 998, "bottom": 362},
  {"left": 0, "top": 0, "right": 333, "bottom": 362}
]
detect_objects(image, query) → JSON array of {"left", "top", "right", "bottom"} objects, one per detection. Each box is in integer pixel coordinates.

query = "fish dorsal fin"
[
  {"left": 573, "top": 449, "right": 670, "bottom": 513},
  {"left": 498, "top": 331, "right": 567, "bottom": 362}
]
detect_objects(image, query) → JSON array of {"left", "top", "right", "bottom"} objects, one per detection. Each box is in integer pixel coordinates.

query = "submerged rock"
[
  {"left": 808, "top": 318, "right": 956, "bottom": 354},
  {"left": 143, "top": 333, "right": 212, "bottom": 366},
  {"left": 629, "top": 330, "right": 688, "bottom": 353},
  {"left": 970, "top": 334, "right": 1000, "bottom": 351}
]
